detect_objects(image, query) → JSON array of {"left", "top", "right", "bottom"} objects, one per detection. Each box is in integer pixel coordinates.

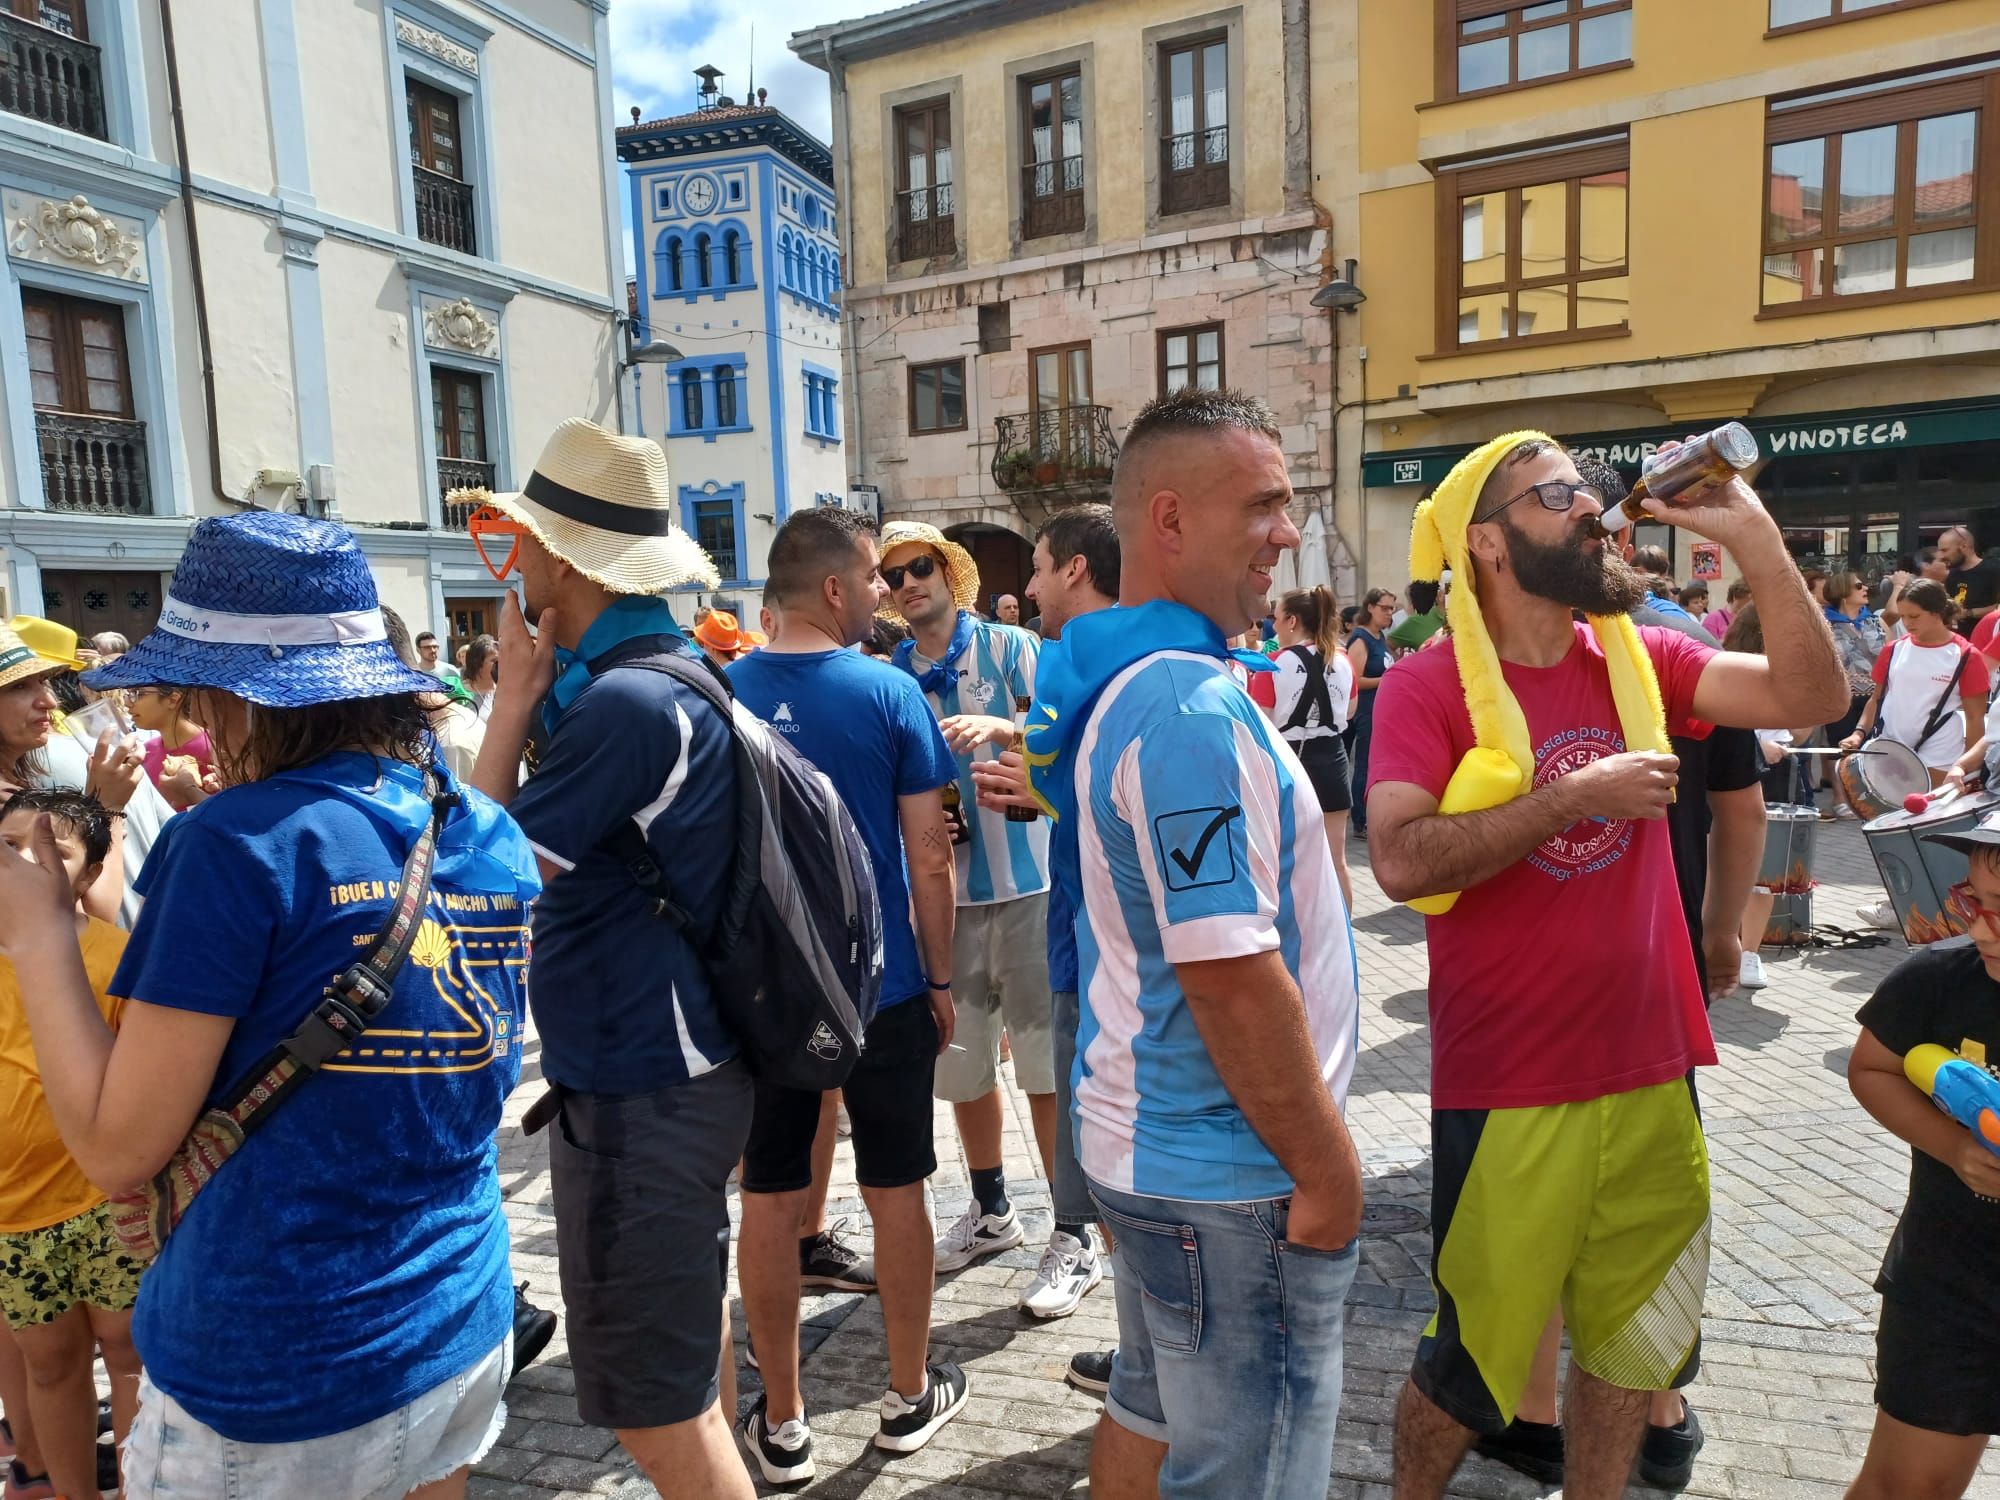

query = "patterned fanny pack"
[{"left": 108, "top": 772, "right": 456, "bottom": 1261}]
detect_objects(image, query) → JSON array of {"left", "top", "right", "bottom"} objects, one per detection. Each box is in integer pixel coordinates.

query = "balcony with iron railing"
[
  {"left": 1160, "top": 125, "right": 1229, "bottom": 215},
  {"left": 1021, "top": 155, "right": 1085, "bottom": 240},
  {"left": 438, "top": 456, "right": 496, "bottom": 530},
  {"left": 895, "top": 183, "right": 955, "bottom": 261},
  {"left": 414, "top": 165, "right": 478, "bottom": 257},
  {"left": 0, "top": 11, "right": 105, "bottom": 140},
  {"left": 991, "top": 406, "right": 1118, "bottom": 495},
  {"left": 37, "top": 410, "right": 148, "bottom": 515}
]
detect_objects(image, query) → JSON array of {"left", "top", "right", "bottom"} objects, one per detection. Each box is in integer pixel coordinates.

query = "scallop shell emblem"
[{"left": 410, "top": 918, "right": 453, "bottom": 970}]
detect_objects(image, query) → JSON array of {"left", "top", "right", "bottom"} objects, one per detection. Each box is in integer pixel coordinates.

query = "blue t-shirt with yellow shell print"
[
  {"left": 110, "top": 751, "right": 539, "bottom": 1445},
  {"left": 904, "top": 614, "right": 1051, "bottom": 906}
]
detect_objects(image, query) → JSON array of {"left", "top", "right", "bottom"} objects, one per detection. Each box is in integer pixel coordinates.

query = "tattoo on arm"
[{"left": 922, "top": 826, "right": 945, "bottom": 849}]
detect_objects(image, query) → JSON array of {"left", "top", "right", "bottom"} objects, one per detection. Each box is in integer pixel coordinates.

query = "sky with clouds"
[{"left": 605, "top": 0, "right": 885, "bottom": 271}]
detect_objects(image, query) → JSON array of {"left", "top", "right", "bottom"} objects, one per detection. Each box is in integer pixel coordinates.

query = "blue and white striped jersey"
[
  {"left": 1072, "top": 649, "right": 1359, "bottom": 1202},
  {"left": 912, "top": 618, "right": 1051, "bottom": 906}
]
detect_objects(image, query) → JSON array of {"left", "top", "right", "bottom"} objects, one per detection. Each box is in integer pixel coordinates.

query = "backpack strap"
[
  {"left": 1912, "top": 643, "right": 1973, "bottom": 752},
  {"left": 1278, "top": 644, "right": 1335, "bottom": 735}
]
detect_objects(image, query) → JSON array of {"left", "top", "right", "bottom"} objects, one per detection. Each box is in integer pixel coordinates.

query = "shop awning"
[{"left": 1360, "top": 396, "right": 2000, "bottom": 491}]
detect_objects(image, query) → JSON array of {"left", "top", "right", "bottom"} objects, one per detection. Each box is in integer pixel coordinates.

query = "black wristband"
[{"left": 925, "top": 976, "right": 952, "bottom": 991}]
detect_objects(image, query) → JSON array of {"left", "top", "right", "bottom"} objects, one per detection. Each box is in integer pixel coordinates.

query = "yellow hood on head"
[{"left": 1404, "top": 431, "right": 1670, "bottom": 914}]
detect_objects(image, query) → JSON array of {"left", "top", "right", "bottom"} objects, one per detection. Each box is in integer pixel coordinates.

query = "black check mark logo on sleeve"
[{"left": 1170, "top": 806, "right": 1241, "bottom": 879}]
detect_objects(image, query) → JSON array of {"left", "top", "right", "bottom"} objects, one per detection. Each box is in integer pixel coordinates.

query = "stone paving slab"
[{"left": 477, "top": 820, "right": 2000, "bottom": 1497}]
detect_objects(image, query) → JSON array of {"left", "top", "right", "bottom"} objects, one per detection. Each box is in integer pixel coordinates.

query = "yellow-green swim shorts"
[{"left": 1411, "top": 1076, "right": 1710, "bottom": 1433}]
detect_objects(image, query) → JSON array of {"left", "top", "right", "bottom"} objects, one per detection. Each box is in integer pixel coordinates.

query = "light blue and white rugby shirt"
[
  {"left": 1073, "top": 649, "right": 1358, "bottom": 1202},
  {"left": 912, "top": 618, "right": 1051, "bottom": 906}
]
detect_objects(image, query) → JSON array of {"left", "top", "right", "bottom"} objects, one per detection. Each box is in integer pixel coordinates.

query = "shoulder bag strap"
[
  {"left": 1912, "top": 646, "right": 1972, "bottom": 752},
  {"left": 202, "top": 768, "right": 459, "bottom": 1142}
]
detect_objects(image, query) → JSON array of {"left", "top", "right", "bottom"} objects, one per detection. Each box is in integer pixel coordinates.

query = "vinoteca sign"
[{"left": 1566, "top": 419, "right": 1914, "bottom": 469}]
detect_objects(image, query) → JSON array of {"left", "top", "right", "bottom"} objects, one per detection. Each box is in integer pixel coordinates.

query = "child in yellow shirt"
[{"left": 0, "top": 789, "right": 141, "bottom": 1500}]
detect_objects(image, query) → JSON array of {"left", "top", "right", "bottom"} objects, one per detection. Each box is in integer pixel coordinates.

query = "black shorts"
[
  {"left": 549, "top": 1061, "right": 754, "bottom": 1430},
  {"left": 742, "top": 996, "right": 939, "bottom": 1193},
  {"left": 1292, "top": 735, "right": 1353, "bottom": 814},
  {"left": 1877, "top": 1294, "right": 2000, "bottom": 1436}
]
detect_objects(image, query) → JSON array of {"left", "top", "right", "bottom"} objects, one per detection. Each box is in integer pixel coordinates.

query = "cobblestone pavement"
[{"left": 478, "top": 819, "right": 2000, "bottom": 1498}]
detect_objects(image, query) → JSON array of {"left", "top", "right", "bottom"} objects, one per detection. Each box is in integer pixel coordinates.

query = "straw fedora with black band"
[
  {"left": 877, "top": 520, "right": 981, "bottom": 624},
  {"left": 476, "top": 419, "right": 720, "bottom": 596}
]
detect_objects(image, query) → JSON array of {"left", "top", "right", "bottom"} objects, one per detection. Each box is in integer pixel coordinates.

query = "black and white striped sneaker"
[
  {"left": 874, "top": 1361, "right": 970, "bottom": 1453},
  {"left": 739, "top": 1394, "right": 815, "bottom": 1486}
]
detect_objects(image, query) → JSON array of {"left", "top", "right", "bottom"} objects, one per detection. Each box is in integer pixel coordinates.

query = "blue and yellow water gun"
[{"left": 1904, "top": 1044, "right": 2000, "bottom": 1160}]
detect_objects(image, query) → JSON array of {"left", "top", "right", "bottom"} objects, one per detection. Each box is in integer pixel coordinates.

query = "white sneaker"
[
  {"left": 1738, "top": 951, "right": 1768, "bottom": 990},
  {"left": 934, "top": 1202, "right": 1025, "bottom": 1271},
  {"left": 1859, "top": 899, "right": 1901, "bottom": 930},
  {"left": 1019, "top": 1231, "right": 1103, "bottom": 1318}
]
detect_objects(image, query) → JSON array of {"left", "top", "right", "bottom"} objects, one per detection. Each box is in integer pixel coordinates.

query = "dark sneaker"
[
  {"left": 4, "top": 1459, "right": 54, "bottom": 1500},
  {"left": 740, "top": 1394, "right": 815, "bottom": 1486},
  {"left": 1638, "top": 1402, "right": 1703, "bottom": 1489},
  {"left": 1473, "top": 1417, "right": 1565, "bottom": 1485},
  {"left": 98, "top": 1438, "right": 121, "bottom": 1493},
  {"left": 511, "top": 1281, "right": 558, "bottom": 1377},
  {"left": 1065, "top": 1349, "right": 1113, "bottom": 1395},
  {"left": 800, "top": 1215, "right": 877, "bottom": 1292},
  {"left": 875, "top": 1361, "right": 970, "bottom": 1453}
]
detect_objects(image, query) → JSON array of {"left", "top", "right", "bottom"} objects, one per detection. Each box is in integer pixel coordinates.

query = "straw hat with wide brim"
[
  {"left": 0, "top": 623, "right": 64, "bottom": 693},
  {"left": 877, "top": 521, "right": 981, "bottom": 624},
  {"left": 477, "top": 418, "right": 719, "bottom": 596}
]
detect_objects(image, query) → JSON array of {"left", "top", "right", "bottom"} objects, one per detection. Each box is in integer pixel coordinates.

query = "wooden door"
[
  {"left": 444, "top": 595, "right": 498, "bottom": 656},
  {"left": 40, "top": 570, "right": 162, "bottom": 644}
]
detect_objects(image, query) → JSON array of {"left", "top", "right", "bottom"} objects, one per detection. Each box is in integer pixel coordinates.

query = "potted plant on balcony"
[
  {"left": 994, "top": 449, "right": 1036, "bottom": 490},
  {"left": 1033, "top": 455, "right": 1061, "bottom": 486}
]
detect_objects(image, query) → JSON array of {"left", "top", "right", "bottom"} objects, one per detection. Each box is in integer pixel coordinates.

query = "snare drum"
[
  {"left": 1757, "top": 805, "right": 1820, "bottom": 893},
  {"left": 1838, "top": 739, "right": 1930, "bottom": 821},
  {"left": 1863, "top": 791, "right": 2000, "bottom": 946}
]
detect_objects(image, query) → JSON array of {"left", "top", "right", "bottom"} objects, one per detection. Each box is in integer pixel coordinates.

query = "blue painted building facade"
[{"left": 617, "top": 73, "right": 847, "bottom": 623}]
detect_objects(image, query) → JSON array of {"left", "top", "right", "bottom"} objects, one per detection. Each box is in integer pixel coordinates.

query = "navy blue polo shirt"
[{"left": 509, "top": 634, "right": 738, "bottom": 1092}]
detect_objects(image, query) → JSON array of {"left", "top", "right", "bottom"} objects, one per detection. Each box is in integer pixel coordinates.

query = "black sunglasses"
[
  {"left": 1473, "top": 481, "right": 1607, "bottom": 526},
  {"left": 882, "top": 554, "right": 940, "bottom": 590}
]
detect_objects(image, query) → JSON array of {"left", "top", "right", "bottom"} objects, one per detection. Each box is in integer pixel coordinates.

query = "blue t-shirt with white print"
[
  {"left": 1072, "top": 649, "right": 1359, "bottom": 1201},
  {"left": 905, "top": 615, "right": 1050, "bottom": 906}
]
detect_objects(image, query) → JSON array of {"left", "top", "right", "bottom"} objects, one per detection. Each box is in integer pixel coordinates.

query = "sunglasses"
[
  {"left": 1474, "top": 481, "right": 1607, "bottom": 526},
  {"left": 882, "top": 554, "right": 940, "bottom": 590},
  {"left": 1947, "top": 881, "right": 2000, "bottom": 931}
]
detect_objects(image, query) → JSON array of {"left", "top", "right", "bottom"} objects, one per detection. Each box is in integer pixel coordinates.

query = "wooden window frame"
[
  {"left": 1433, "top": 0, "right": 1633, "bottom": 104},
  {"left": 23, "top": 289, "right": 133, "bottom": 417},
  {"left": 1766, "top": 0, "right": 1957, "bottom": 39},
  {"left": 907, "top": 358, "right": 968, "bottom": 435},
  {"left": 893, "top": 98, "right": 955, "bottom": 262},
  {"left": 405, "top": 77, "right": 465, "bottom": 180},
  {"left": 1160, "top": 32, "right": 1230, "bottom": 217},
  {"left": 1019, "top": 64, "right": 1086, "bottom": 241},
  {"left": 1434, "top": 136, "right": 1631, "bottom": 354},
  {"left": 430, "top": 366, "right": 487, "bottom": 462},
  {"left": 1157, "top": 323, "right": 1225, "bottom": 394},
  {"left": 1028, "top": 340, "right": 1093, "bottom": 416},
  {"left": 1759, "top": 65, "right": 2000, "bottom": 318}
]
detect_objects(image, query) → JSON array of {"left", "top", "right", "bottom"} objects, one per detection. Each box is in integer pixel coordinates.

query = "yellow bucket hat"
[
  {"left": 8, "top": 615, "right": 85, "bottom": 672},
  {"left": 1406, "top": 430, "right": 1669, "bottom": 915}
]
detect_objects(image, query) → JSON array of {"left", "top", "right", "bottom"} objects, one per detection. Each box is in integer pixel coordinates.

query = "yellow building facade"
[{"left": 1321, "top": 0, "right": 2000, "bottom": 595}]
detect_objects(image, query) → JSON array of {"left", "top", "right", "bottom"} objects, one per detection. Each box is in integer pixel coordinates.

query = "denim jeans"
[
  {"left": 122, "top": 1339, "right": 510, "bottom": 1499},
  {"left": 1050, "top": 990, "right": 1095, "bottom": 1226},
  {"left": 1090, "top": 1180, "right": 1358, "bottom": 1500}
]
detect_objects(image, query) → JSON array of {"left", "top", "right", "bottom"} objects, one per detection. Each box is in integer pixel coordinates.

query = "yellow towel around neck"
[{"left": 1404, "top": 430, "right": 1669, "bottom": 914}]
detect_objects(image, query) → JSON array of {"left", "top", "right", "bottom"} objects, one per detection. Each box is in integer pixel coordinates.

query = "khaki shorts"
[
  {"left": 0, "top": 1200, "right": 147, "bottom": 1329},
  {"left": 935, "top": 892, "right": 1056, "bottom": 1102}
]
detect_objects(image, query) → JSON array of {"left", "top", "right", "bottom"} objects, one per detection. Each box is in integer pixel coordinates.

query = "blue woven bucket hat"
[{"left": 83, "top": 513, "right": 442, "bottom": 707}]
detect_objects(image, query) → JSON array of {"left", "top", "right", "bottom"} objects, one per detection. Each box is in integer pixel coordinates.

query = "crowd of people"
[{"left": 0, "top": 392, "right": 1994, "bottom": 1500}]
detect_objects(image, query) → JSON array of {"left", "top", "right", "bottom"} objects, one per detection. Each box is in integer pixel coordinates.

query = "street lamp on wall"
[
  {"left": 617, "top": 315, "right": 685, "bottom": 436},
  {"left": 1311, "top": 259, "right": 1366, "bottom": 312}
]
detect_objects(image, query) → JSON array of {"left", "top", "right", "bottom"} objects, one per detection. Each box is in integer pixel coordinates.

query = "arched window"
[
  {"left": 714, "top": 367, "right": 737, "bottom": 427},
  {"left": 678, "top": 368, "right": 702, "bottom": 430},
  {"left": 693, "top": 232, "right": 713, "bottom": 289},
  {"left": 723, "top": 228, "right": 744, "bottom": 287},
  {"left": 830, "top": 253, "right": 841, "bottom": 298},
  {"left": 781, "top": 231, "right": 797, "bottom": 292},
  {"left": 662, "top": 233, "right": 684, "bottom": 292},
  {"left": 817, "top": 247, "right": 833, "bottom": 305}
]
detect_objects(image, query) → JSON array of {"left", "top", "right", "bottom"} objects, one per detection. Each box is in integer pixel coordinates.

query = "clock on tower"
[{"left": 681, "top": 175, "right": 717, "bottom": 214}]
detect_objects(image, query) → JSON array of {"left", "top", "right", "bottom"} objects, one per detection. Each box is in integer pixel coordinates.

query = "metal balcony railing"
[
  {"left": 896, "top": 183, "right": 955, "bottom": 260},
  {"left": 0, "top": 12, "right": 105, "bottom": 140},
  {"left": 438, "top": 457, "right": 496, "bottom": 530},
  {"left": 991, "top": 406, "right": 1119, "bottom": 493},
  {"left": 1021, "top": 155, "right": 1084, "bottom": 239},
  {"left": 1160, "top": 126, "right": 1229, "bottom": 214},
  {"left": 37, "top": 411, "right": 148, "bottom": 515},
  {"left": 414, "top": 164, "right": 478, "bottom": 256}
]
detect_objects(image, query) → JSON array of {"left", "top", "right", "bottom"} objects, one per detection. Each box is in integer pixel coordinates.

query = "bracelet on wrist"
[{"left": 926, "top": 977, "right": 952, "bottom": 991}]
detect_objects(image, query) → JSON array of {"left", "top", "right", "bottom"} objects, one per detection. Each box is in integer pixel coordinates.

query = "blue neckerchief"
[
  {"left": 1024, "top": 600, "right": 1233, "bottom": 825},
  {"left": 892, "top": 609, "right": 977, "bottom": 698},
  {"left": 1231, "top": 648, "right": 1278, "bottom": 673},
  {"left": 1825, "top": 603, "right": 1874, "bottom": 625},
  {"left": 543, "top": 595, "right": 687, "bottom": 736},
  {"left": 1645, "top": 593, "right": 1698, "bottom": 623}
]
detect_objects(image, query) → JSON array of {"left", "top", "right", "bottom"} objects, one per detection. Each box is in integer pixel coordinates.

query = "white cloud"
[{"left": 607, "top": 0, "right": 885, "bottom": 273}]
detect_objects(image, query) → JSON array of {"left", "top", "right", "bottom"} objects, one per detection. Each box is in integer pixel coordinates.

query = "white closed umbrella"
[{"left": 1297, "top": 510, "right": 1331, "bottom": 591}]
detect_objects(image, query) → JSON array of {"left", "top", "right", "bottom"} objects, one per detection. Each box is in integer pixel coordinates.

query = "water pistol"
[{"left": 1904, "top": 1043, "right": 2000, "bottom": 1160}]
